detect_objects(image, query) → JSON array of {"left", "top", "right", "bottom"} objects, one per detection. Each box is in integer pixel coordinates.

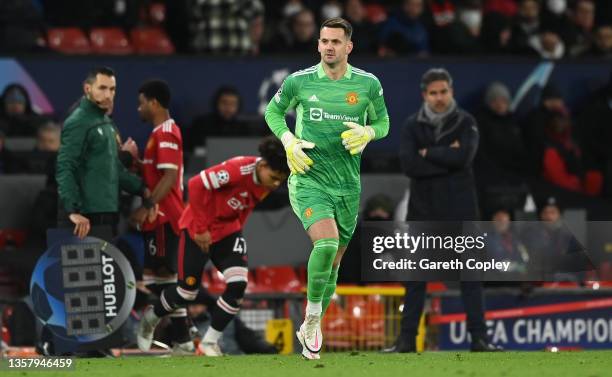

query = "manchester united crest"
[
  {"left": 346, "top": 92, "right": 359, "bottom": 105},
  {"left": 304, "top": 207, "right": 313, "bottom": 219}
]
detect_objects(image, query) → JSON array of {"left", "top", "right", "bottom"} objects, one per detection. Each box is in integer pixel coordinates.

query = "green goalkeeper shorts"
[{"left": 288, "top": 181, "right": 360, "bottom": 247}]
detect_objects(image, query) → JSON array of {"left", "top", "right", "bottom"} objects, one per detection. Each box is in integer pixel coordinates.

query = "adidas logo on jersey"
[{"left": 308, "top": 94, "right": 319, "bottom": 102}]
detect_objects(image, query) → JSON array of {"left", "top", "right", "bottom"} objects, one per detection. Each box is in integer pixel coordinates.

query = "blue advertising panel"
[
  {"left": 437, "top": 293, "right": 612, "bottom": 350},
  {"left": 0, "top": 57, "right": 608, "bottom": 152}
]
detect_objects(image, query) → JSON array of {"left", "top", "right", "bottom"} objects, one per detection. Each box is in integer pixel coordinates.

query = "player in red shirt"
[
  {"left": 131, "top": 80, "right": 192, "bottom": 354},
  {"left": 138, "top": 137, "right": 289, "bottom": 356}
]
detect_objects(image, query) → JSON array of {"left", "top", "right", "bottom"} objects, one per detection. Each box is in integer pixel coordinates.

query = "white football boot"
[{"left": 137, "top": 306, "right": 161, "bottom": 352}]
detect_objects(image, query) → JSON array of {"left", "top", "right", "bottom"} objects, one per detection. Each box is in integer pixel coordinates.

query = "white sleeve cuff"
[{"left": 157, "top": 163, "right": 178, "bottom": 170}]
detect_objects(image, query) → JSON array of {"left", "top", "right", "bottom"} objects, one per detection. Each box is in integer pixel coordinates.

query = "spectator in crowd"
[
  {"left": 378, "top": 0, "right": 429, "bottom": 56},
  {"left": 588, "top": 24, "right": 612, "bottom": 58},
  {"left": 31, "top": 122, "right": 60, "bottom": 174},
  {"left": 510, "top": 0, "right": 541, "bottom": 54},
  {"left": 474, "top": 82, "right": 532, "bottom": 219},
  {"left": 528, "top": 28, "right": 566, "bottom": 59},
  {"left": 35, "top": 122, "right": 61, "bottom": 152},
  {"left": 282, "top": 0, "right": 305, "bottom": 19},
  {"left": 9, "top": 122, "right": 61, "bottom": 174},
  {"left": 0, "top": 0, "right": 46, "bottom": 53},
  {"left": 565, "top": 0, "right": 596, "bottom": 57},
  {"left": 320, "top": 0, "right": 343, "bottom": 20},
  {"left": 344, "top": 0, "right": 378, "bottom": 54},
  {"left": 522, "top": 83, "right": 569, "bottom": 171},
  {"left": 578, "top": 73, "right": 612, "bottom": 197},
  {"left": 338, "top": 194, "right": 395, "bottom": 284},
  {"left": 249, "top": 14, "right": 265, "bottom": 56},
  {"left": 443, "top": 0, "right": 486, "bottom": 54},
  {"left": 270, "top": 8, "right": 318, "bottom": 54},
  {"left": 476, "top": 82, "right": 533, "bottom": 177},
  {"left": 0, "top": 83, "right": 46, "bottom": 137},
  {"left": 185, "top": 86, "right": 250, "bottom": 154},
  {"left": 541, "top": 112, "right": 602, "bottom": 195},
  {"left": 428, "top": 0, "right": 456, "bottom": 28},
  {"left": 27, "top": 127, "right": 61, "bottom": 249},
  {"left": 486, "top": 208, "right": 529, "bottom": 275},
  {"left": 540, "top": 0, "right": 570, "bottom": 38},
  {"left": 481, "top": 7, "right": 513, "bottom": 53},
  {"left": 522, "top": 197, "right": 587, "bottom": 278},
  {"left": 166, "top": 0, "right": 264, "bottom": 54}
]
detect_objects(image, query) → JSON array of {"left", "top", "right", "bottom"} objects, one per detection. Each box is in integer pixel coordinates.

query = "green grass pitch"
[{"left": 19, "top": 351, "right": 612, "bottom": 377}]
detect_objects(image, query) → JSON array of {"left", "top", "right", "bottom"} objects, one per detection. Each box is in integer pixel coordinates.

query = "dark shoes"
[
  {"left": 381, "top": 338, "right": 417, "bottom": 353},
  {"left": 470, "top": 338, "right": 503, "bottom": 352}
]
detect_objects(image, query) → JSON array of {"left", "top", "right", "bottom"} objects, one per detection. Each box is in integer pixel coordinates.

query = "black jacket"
[
  {"left": 476, "top": 107, "right": 533, "bottom": 177},
  {"left": 400, "top": 106, "right": 480, "bottom": 221}
]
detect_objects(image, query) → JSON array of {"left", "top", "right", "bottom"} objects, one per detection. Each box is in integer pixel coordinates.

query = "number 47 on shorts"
[{"left": 233, "top": 237, "right": 247, "bottom": 254}]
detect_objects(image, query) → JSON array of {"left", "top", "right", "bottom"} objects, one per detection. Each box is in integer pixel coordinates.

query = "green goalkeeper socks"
[
  {"left": 322, "top": 266, "right": 339, "bottom": 314},
  {"left": 307, "top": 238, "right": 339, "bottom": 308}
]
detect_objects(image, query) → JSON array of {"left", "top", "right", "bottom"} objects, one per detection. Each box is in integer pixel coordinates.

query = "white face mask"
[
  {"left": 283, "top": 2, "right": 303, "bottom": 18},
  {"left": 459, "top": 10, "right": 482, "bottom": 29},
  {"left": 321, "top": 4, "right": 342, "bottom": 20},
  {"left": 547, "top": 0, "right": 567, "bottom": 15}
]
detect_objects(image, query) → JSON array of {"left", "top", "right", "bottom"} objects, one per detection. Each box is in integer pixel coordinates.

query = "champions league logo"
[
  {"left": 30, "top": 235, "right": 135, "bottom": 354},
  {"left": 258, "top": 68, "right": 290, "bottom": 115}
]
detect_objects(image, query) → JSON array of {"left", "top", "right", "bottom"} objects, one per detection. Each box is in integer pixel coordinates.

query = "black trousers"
[
  {"left": 57, "top": 212, "right": 119, "bottom": 238},
  {"left": 399, "top": 281, "right": 487, "bottom": 342}
]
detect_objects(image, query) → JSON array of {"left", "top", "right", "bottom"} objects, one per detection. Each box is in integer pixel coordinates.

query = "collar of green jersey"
[{"left": 317, "top": 63, "right": 352, "bottom": 80}]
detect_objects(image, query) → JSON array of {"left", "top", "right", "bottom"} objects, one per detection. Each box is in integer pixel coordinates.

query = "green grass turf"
[{"left": 16, "top": 351, "right": 612, "bottom": 377}]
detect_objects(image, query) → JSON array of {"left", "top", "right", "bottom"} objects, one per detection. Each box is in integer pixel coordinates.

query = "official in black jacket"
[{"left": 385, "top": 68, "right": 501, "bottom": 353}]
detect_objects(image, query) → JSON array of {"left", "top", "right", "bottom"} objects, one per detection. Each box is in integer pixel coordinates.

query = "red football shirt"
[
  {"left": 141, "top": 119, "right": 185, "bottom": 233},
  {"left": 179, "top": 156, "right": 270, "bottom": 243}
]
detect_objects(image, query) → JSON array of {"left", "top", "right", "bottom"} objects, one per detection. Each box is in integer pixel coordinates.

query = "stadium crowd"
[{"left": 0, "top": 0, "right": 611, "bottom": 58}]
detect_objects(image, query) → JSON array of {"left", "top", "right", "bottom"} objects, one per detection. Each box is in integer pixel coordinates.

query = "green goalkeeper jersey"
[{"left": 265, "top": 63, "right": 390, "bottom": 196}]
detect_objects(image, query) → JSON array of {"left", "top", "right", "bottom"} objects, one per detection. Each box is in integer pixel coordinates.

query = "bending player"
[
  {"left": 264, "top": 17, "right": 389, "bottom": 359},
  {"left": 131, "top": 79, "right": 193, "bottom": 353},
  {"left": 137, "top": 136, "right": 289, "bottom": 356}
]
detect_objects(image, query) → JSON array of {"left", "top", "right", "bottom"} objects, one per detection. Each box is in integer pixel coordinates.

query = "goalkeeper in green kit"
[{"left": 264, "top": 17, "right": 389, "bottom": 360}]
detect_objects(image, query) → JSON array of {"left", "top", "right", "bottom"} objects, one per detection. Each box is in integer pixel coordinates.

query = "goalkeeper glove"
[
  {"left": 341, "top": 122, "right": 375, "bottom": 155},
  {"left": 281, "top": 132, "right": 316, "bottom": 174}
]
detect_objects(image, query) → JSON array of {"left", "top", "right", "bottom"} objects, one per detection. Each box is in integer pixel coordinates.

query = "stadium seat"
[
  {"left": 205, "top": 268, "right": 226, "bottom": 295},
  {"left": 322, "top": 300, "right": 352, "bottom": 349},
  {"left": 47, "top": 28, "right": 91, "bottom": 54},
  {"left": 89, "top": 28, "right": 133, "bottom": 55},
  {"left": 255, "top": 266, "right": 302, "bottom": 293},
  {"left": 345, "top": 295, "right": 385, "bottom": 348},
  {"left": 364, "top": 4, "right": 387, "bottom": 24},
  {"left": 363, "top": 296, "right": 385, "bottom": 347},
  {"left": 245, "top": 270, "right": 264, "bottom": 294},
  {"left": 0, "top": 229, "right": 27, "bottom": 249},
  {"left": 541, "top": 282, "right": 580, "bottom": 289},
  {"left": 295, "top": 265, "right": 307, "bottom": 286},
  {"left": 130, "top": 27, "right": 175, "bottom": 55},
  {"left": 426, "top": 282, "right": 448, "bottom": 292}
]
